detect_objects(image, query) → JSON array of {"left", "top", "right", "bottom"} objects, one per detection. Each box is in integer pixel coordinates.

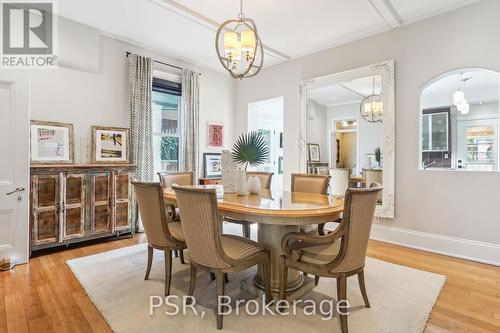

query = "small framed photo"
[
  {"left": 30, "top": 120, "right": 74, "bottom": 164},
  {"left": 203, "top": 153, "right": 222, "bottom": 178},
  {"left": 92, "top": 126, "right": 130, "bottom": 164},
  {"left": 208, "top": 122, "right": 223, "bottom": 147},
  {"left": 307, "top": 143, "right": 321, "bottom": 162}
]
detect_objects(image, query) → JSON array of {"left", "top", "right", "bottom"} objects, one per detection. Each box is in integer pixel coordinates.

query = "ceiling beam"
[
  {"left": 368, "top": 0, "right": 402, "bottom": 29},
  {"left": 150, "top": 0, "right": 290, "bottom": 62},
  {"left": 337, "top": 84, "right": 365, "bottom": 99}
]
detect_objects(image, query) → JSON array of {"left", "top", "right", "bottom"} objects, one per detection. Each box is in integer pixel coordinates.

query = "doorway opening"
[
  {"left": 331, "top": 118, "right": 359, "bottom": 175},
  {"left": 247, "top": 97, "right": 284, "bottom": 191}
]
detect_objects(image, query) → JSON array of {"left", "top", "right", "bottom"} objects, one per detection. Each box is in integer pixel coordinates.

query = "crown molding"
[{"left": 150, "top": 0, "right": 290, "bottom": 63}]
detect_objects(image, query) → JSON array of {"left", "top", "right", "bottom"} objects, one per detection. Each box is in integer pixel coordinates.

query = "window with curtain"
[{"left": 152, "top": 76, "right": 182, "bottom": 173}]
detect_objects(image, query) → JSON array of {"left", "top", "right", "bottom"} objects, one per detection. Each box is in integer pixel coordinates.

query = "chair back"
[
  {"left": 132, "top": 182, "right": 178, "bottom": 248},
  {"left": 246, "top": 171, "right": 273, "bottom": 190},
  {"left": 172, "top": 186, "right": 229, "bottom": 269},
  {"left": 291, "top": 173, "right": 330, "bottom": 194},
  {"left": 333, "top": 184, "right": 382, "bottom": 273},
  {"left": 330, "top": 168, "right": 350, "bottom": 196},
  {"left": 363, "top": 169, "right": 382, "bottom": 201},
  {"left": 158, "top": 172, "right": 193, "bottom": 189}
]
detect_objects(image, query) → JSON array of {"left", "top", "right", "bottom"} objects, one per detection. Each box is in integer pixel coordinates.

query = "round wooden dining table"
[{"left": 164, "top": 186, "right": 344, "bottom": 298}]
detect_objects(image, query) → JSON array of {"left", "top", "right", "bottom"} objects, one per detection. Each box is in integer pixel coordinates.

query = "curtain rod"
[{"left": 125, "top": 52, "right": 201, "bottom": 75}]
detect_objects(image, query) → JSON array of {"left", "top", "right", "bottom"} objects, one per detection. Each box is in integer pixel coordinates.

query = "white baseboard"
[{"left": 370, "top": 223, "right": 500, "bottom": 266}]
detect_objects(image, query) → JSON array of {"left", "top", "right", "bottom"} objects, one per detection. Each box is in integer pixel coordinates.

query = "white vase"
[
  {"left": 247, "top": 176, "right": 261, "bottom": 194},
  {"left": 236, "top": 170, "right": 248, "bottom": 195}
]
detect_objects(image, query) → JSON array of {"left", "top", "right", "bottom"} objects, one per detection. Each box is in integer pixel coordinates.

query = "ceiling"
[
  {"left": 308, "top": 75, "right": 382, "bottom": 107},
  {"left": 58, "top": 0, "right": 480, "bottom": 72},
  {"left": 422, "top": 69, "right": 500, "bottom": 109}
]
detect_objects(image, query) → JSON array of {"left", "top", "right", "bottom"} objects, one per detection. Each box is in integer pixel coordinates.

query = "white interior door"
[{"left": 0, "top": 73, "right": 30, "bottom": 264}]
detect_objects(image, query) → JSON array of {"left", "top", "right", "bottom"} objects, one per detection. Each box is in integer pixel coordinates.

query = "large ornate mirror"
[
  {"left": 420, "top": 68, "right": 500, "bottom": 172},
  {"left": 299, "top": 60, "right": 395, "bottom": 218}
]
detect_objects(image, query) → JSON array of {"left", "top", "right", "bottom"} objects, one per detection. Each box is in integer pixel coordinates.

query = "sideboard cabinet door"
[
  {"left": 113, "top": 171, "right": 131, "bottom": 231},
  {"left": 63, "top": 173, "right": 86, "bottom": 240},
  {"left": 91, "top": 172, "right": 112, "bottom": 235},
  {"left": 32, "top": 174, "right": 61, "bottom": 245}
]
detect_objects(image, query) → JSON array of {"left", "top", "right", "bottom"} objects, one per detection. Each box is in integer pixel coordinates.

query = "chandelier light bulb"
[
  {"left": 460, "top": 100, "right": 470, "bottom": 114},
  {"left": 453, "top": 90, "right": 465, "bottom": 106}
]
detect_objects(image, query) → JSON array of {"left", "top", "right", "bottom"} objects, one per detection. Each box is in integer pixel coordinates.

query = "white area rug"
[{"left": 67, "top": 243, "right": 445, "bottom": 333}]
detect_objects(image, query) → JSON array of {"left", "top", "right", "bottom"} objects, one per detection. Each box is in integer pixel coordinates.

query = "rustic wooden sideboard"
[{"left": 30, "top": 164, "right": 135, "bottom": 253}]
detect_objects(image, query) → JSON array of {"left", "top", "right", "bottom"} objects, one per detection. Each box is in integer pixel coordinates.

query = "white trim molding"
[
  {"left": 299, "top": 60, "right": 395, "bottom": 219},
  {"left": 371, "top": 223, "right": 500, "bottom": 266}
]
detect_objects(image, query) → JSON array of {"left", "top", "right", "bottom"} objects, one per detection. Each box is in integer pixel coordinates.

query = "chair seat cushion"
[
  {"left": 221, "top": 234, "right": 265, "bottom": 260},
  {"left": 292, "top": 240, "right": 341, "bottom": 265},
  {"left": 168, "top": 222, "right": 185, "bottom": 241}
]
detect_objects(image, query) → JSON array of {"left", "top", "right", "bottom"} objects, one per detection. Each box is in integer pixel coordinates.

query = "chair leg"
[
  {"left": 224, "top": 273, "right": 229, "bottom": 283},
  {"left": 187, "top": 264, "right": 197, "bottom": 304},
  {"left": 216, "top": 273, "right": 226, "bottom": 329},
  {"left": 357, "top": 269, "right": 370, "bottom": 308},
  {"left": 314, "top": 275, "right": 320, "bottom": 286},
  {"left": 164, "top": 250, "right": 172, "bottom": 296},
  {"left": 179, "top": 250, "right": 185, "bottom": 265},
  {"left": 242, "top": 224, "right": 251, "bottom": 238},
  {"left": 263, "top": 257, "right": 272, "bottom": 303},
  {"left": 209, "top": 272, "right": 216, "bottom": 281},
  {"left": 279, "top": 255, "right": 288, "bottom": 300},
  {"left": 144, "top": 245, "right": 153, "bottom": 280},
  {"left": 174, "top": 250, "right": 179, "bottom": 257},
  {"left": 337, "top": 275, "right": 349, "bottom": 333}
]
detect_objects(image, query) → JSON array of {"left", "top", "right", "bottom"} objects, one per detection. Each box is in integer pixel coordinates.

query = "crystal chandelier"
[
  {"left": 360, "top": 76, "right": 383, "bottom": 123},
  {"left": 215, "top": 0, "right": 264, "bottom": 79}
]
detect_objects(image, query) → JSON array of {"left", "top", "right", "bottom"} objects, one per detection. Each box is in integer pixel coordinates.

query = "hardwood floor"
[{"left": 1, "top": 235, "right": 499, "bottom": 332}]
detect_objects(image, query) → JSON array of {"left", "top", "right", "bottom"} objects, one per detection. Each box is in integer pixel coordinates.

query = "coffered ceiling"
[{"left": 58, "top": 0, "right": 480, "bottom": 72}]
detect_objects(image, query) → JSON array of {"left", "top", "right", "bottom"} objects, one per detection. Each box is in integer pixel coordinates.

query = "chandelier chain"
[{"left": 238, "top": 0, "right": 245, "bottom": 20}]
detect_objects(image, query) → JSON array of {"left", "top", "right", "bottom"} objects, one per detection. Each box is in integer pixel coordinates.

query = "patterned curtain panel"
[
  {"left": 181, "top": 69, "right": 200, "bottom": 184},
  {"left": 128, "top": 53, "right": 153, "bottom": 232}
]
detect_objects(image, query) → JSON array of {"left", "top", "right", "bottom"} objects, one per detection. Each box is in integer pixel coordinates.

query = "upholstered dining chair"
[
  {"left": 132, "top": 182, "right": 187, "bottom": 296},
  {"left": 279, "top": 184, "right": 382, "bottom": 333},
  {"left": 225, "top": 171, "right": 274, "bottom": 238},
  {"left": 329, "top": 168, "right": 351, "bottom": 197},
  {"left": 363, "top": 169, "right": 382, "bottom": 203},
  {"left": 291, "top": 173, "right": 330, "bottom": 235},
  {"left": 172, "top": 185, "right": 272, "bottom": 329},
  {"left": 157, "top": 171, "right": 194, "bottom": 261},
  {"left": 157, "top": 171, "right": 193, "bottom": 221}
]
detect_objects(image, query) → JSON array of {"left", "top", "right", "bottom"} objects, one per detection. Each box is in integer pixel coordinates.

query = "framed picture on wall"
[
  {"left": 203, "top": 153, "right": 222, "bottom": 178},
  {"left": 91, "top": 126, "right": 130, "bottom": 164},
  {"left": 208, "top": 122, "right": 223, "bottom": 147},
  {"left": 30, "top": 120, "right": 74, "bottom": 164},
  {"left": 307, "top": 143, "right": 321, "bottom": 162}
]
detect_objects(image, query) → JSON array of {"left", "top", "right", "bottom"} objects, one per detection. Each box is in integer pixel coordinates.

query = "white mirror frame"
[{"left": 298, "top": 60, "right": 395, "bottom": 219}]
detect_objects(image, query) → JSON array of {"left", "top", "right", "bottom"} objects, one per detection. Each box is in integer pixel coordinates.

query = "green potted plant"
[{"left": 232, "top": 131, "right": 269, "bottom": 194}]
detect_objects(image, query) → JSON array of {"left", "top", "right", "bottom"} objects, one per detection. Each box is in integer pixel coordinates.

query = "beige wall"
[
  {"left": 235, "top": 0, "right": 500, "bottom": 251},
  {"left": 27, "top": 17, "right": 236, "bottom": 178}
]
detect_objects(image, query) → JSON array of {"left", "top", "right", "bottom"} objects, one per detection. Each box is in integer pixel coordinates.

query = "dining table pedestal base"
[
  {"left": 240, "top": 223, "right": 316, "bottom": 300},
  {"left": 241, "top": 274, "right": 315, "bottom": 301}
]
